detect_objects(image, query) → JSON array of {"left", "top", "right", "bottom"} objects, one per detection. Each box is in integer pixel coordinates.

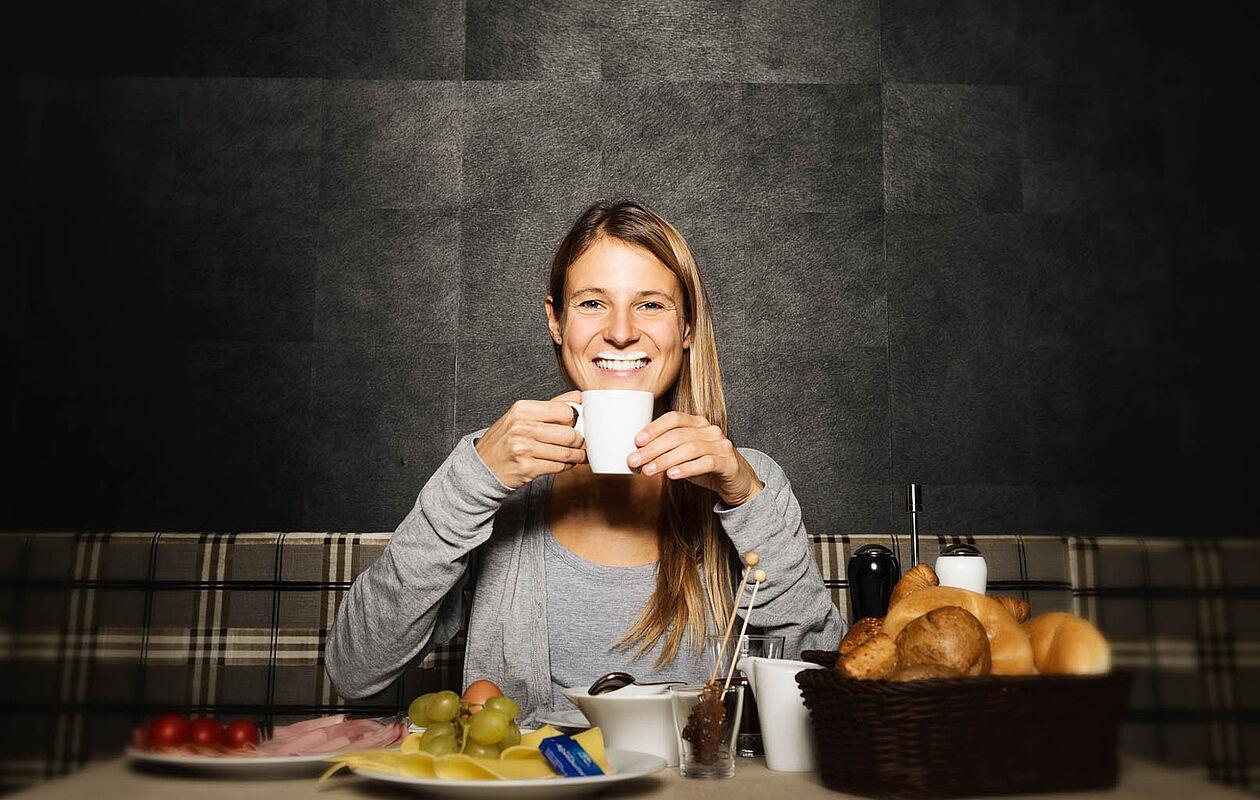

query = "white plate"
[
  {"left": 349, "top": 748, "right": 665, "bottom": 799},
  {"left": 533, "top": 709, "right": 590, "bottom": 730},
  {"left": 126, "top": 746, "right": 340, "bottom": 775},
  {"left": 409, "top": 724, "right": 539, "bottom": 735}
]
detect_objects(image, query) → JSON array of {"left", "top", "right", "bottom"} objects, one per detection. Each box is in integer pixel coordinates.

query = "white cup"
[
  {"left": 737, "top": 656, "right": 823, "bottom": 772},
  {"left": 565, "top": 390, "right": 654, "bottom": 474}
]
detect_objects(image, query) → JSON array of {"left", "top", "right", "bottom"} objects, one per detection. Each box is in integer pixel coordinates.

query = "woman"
[{"left": 326, "top": 200, "right": 843, "bottom": 722}]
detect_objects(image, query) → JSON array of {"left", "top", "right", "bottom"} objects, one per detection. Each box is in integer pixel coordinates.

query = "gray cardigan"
[{"left": 325, "top": 431, "right": 844, "bottom": 723}]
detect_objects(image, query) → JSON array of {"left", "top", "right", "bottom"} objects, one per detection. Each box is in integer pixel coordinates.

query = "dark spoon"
[
  {"left": 588, "top": 672, "right": 637, "bottom": 695},
  {"left": 587, "top": 672, "right": 681, "bottom": 695}
]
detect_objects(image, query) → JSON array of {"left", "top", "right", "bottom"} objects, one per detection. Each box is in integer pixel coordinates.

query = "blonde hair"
[{"left": 548, "top": 200, "right": 734, "bottom": 666}]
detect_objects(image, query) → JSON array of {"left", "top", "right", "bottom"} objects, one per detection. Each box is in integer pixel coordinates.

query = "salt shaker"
[{"left": 935, "top": 543, "right": 987, "bottom": 595}]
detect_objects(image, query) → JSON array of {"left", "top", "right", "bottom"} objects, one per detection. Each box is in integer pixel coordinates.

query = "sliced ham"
[
  {"left": 249, "top": 716, "right": 406, "bottom": 756},
  {"left": 268, "top": 713, "right": 346, "bottom": 740},
  {"left": 145, "top": 715, "right": 405, "bottom": 759},
  {"left": 259, "top": 727, "right": 337, "bottom": 755}
]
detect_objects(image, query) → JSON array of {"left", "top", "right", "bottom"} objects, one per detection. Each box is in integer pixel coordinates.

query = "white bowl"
[{"left": 561, "top": 684, "right": 681, "bottom": 766}]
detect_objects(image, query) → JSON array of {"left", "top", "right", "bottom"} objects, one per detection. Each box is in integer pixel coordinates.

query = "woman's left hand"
[{"left": 627, "top": 412, "right": 764, "bottom": 506}]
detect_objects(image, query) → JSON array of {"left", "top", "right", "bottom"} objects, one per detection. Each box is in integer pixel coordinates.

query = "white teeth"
[{"left": 596, "top": 359, "right": 648, "bottom": 371}]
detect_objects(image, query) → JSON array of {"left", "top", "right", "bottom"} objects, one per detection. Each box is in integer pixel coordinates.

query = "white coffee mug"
[
  {"left": 566, "top": 390, "right": 654, "bottom": 474},
  {"left": 737, "top": 657, "right": 823, "bottom": 772}
]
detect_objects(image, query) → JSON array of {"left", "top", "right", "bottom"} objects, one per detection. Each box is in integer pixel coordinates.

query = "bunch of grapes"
[{"left": 407, "top": 691, "right": 522, "bottom": 757}]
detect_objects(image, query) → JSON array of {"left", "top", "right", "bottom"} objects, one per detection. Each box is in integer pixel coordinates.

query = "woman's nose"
[{"left": 603, "top": 307, "right": 639, "bottom": 345}]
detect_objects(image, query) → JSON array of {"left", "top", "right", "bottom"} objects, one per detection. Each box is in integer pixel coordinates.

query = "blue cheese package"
[{"left": 538, "top": 734, "right": 606, "bottom": 777}]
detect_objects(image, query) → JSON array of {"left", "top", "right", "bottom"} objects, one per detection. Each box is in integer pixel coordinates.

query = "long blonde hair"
[{"left": 549, "top": 200, "right": 734, "bottom": 666}]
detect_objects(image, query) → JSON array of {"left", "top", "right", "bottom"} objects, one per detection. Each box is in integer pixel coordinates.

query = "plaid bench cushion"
[
  {"left": 1068, "top": 536, "right": 1260, "bottom": 790},
  {"left": 1, "top": 532, "right": 1257, "bottom": 794},
  {"left": 0, "top": 532, "right": 464, "bottom": 789}
]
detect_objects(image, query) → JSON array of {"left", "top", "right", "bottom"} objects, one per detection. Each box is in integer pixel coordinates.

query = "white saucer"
[{"left": 533, "top": 709, "right": 590, "bottom": 730}]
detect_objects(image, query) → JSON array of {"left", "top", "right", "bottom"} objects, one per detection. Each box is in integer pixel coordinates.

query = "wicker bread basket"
[{"left": 796, "top": 650, "right": 1132, "bottom": 799}]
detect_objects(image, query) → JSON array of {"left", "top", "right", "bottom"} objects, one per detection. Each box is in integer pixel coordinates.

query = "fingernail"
[
  {"left": 643, "top": 463, "right": 656, "bottom": 475},
  {"left": 635, "top": 432, "right": 648, "bottom": 445},
  {"left": 627, "top": 453, "right": 641, "bottom": 467},
  {"left": 667, "top": 468, "right": 680, "bottom": 478}
]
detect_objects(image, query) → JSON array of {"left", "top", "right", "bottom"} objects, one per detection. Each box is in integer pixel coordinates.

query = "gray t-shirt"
[{"left": 543, "top": 527, "right": 715, "bottom": 711}]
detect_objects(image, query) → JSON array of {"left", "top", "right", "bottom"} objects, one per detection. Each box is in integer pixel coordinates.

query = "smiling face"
[{"left": 546, "top": 238, "right": 692, "bottom": 397}]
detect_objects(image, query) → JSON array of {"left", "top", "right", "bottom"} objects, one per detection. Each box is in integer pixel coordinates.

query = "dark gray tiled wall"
[{"left": 3, "top": 2, "right": 1254, "bottom": 535}]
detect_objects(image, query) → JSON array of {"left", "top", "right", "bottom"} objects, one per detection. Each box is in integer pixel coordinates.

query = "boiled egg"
[{"left": 461, "top": 678, "right": 503, "bottom": 713}]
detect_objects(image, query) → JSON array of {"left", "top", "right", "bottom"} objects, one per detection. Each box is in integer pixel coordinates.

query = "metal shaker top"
[{"left": 939, "top": 543, "right": 983, "bottom": 557}]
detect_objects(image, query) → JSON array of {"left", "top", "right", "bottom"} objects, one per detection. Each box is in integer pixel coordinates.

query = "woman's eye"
[
  {"left": 640, "top": 302, "right": 664, "bottom": 311},
  {"left": 578, "top": 300, "right": 603, "bottom": 310}
]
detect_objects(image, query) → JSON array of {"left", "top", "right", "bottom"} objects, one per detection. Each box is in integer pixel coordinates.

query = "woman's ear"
[
  {"left": 683, "top": 322, "right": 692, "bottom": 350},
  {"left": 545, "top": 296, "right": 563, "bottom": 345}
]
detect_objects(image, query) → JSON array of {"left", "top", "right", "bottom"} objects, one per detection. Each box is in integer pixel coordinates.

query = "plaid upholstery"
[
  {"left": 0, "top": 532, "right": 464, "bottom": 790},
  {"left": 2, "top": 532, "right": 1257, "bottom": 795},
  {"left": 1067, "top": 537, "right": 1260, "bottom": 792}
]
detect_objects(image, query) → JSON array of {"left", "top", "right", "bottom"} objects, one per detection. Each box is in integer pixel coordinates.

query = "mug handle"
[{"left": 565, "top": 401, "right": 584, "bottom": 437}]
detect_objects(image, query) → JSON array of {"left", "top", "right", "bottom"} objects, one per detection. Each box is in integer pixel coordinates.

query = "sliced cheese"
[
  {"left": 433, "top": 754, "right": 556, "bottom": 781},
  {"left": 500, "top": 746, "right": 550, "bottom": 763},
  {"left": 399, "top": 733, "right": 424, "bottom": 754},
  {"left": 518, "top": 725, "right": 562, "bottom": 749},
  {"left": 393, "top": 753, "right": 438, "bottom": 778},
  {"left": 572, "top": 728, "right": 612, "bottom": 773},
  {"left": 320, "top": 725, "right": 612, "bottom": 782}
]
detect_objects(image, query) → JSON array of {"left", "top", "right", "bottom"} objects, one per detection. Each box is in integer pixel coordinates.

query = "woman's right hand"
[{"left": 474, "top": 391, "right": 586, "bottom": 489}]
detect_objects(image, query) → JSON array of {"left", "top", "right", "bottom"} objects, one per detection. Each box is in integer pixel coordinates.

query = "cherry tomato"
[
  {"left": 189, "top": 717, "right": 224, "bottom": 747},
  {"left": 223, "top": 720, "right": 260, "bottom": 749},
  {"left": 147, "top": 713, "right": 191, "bottom": 748}
]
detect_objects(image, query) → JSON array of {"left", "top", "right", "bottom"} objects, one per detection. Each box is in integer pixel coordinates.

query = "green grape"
[
  {"left": 420, "top": 722, "right": 456, "bottom": 746},
  {"left": 422, "top": 734, "right": 458, "bottom": 756},
  {"left": 467, "top": 710, "right": 509, "bottom": 745},
  {"left": 407, "top": 693, "right": 435, "bottom": 727},
  {"left": 464, "top": 741, "right": 500, "bottom": 759},
  {"left": 426, "top": 690, "right": 461, "bottom": 723},
  {"left": 483, "top": 696, "right": 520, "bottom": 721},
  {"left": 496, "top": 722, "right": 521, "bottom": 749}
]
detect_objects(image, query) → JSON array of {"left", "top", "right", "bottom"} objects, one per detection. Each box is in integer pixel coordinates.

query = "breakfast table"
[{"left": 9, "top": 756, "right": 1252, "bottom": 800}]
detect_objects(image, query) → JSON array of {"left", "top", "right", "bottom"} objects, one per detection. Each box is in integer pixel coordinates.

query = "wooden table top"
[{"left": 9, "top": 755, "right": 1253, "bottom": 800}]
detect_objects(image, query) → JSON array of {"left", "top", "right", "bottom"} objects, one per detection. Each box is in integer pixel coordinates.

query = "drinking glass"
[
  {"left": 669, "top": 683, "right": 744, "bottom": 779},
  {"left": 706, "top": 634, "right": 784, "bottom": 757}
]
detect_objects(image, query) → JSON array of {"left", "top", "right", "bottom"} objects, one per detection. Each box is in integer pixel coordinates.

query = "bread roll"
[
  {"left": 894, "top": 605, "right": 991, "bottom": 676},
  {"left": 883, "top": 586, "right": 1036, "bottom": 675},
  {"left": 1022, "top": 612, "right": 1112, "bottom": 675},
  {"left": 889, "top": 663, "right": 964, "bottom": 681},
  {"left": 836, "top": 633, "right": 898, "bottom": 680},
  {"left": 839, "top": 616, "right": 883, "bottom": 656},
  {"left": 994, "top": 596, "right": 1031, "bottom": 623},
  {"left": 889, "top": 563, "right": 939, "bottom": 607}
]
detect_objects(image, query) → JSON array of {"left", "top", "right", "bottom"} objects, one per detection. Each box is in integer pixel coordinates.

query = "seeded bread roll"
[
  {"left": 883, "top": 586, "right": 1036, "bottom": 675},
  {"left": 889, "top": 563, "right": 940, "bottom": 608},
  {"left": 839, "top": 616, "right": 884, "bottom": 656},
  {"left": 1022, "top": 612, "right": 1112, "bottom": 675},
  {"left": 894, "top": 605, "right": 992, "bottom": 676},
  {"left": 836, "top": 633, "right": 898, "bottom": 680}
]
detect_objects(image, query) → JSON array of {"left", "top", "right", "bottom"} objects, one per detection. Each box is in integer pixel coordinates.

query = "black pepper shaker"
[{"left": 847, "top": 544, "right": 901, "bottom": 623}]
